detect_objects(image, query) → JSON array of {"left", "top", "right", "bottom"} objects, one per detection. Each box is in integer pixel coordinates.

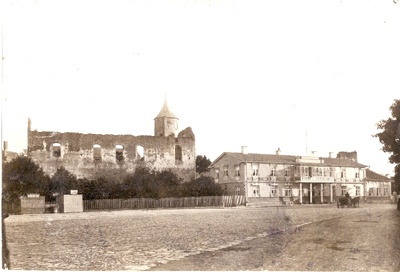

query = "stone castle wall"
[{"left": 28, "top": 127, "right": 196, "bottom": 182}]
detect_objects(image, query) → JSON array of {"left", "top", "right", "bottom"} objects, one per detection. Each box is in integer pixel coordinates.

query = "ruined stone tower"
[{"left": 154, "top": 98, "right": 179, "bottom": 137}]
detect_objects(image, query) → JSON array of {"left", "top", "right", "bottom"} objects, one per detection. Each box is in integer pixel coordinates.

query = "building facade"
[
  {"left": 210, "top": 148, "right": 391, "bottom": 204},
  {"left": 27, "top": 99, "right": 196, "bottom": 182}
]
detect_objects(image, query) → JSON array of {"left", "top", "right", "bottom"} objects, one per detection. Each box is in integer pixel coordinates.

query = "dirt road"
[{"left": 150, "top": 205, "right": 400, "bottom": 271}]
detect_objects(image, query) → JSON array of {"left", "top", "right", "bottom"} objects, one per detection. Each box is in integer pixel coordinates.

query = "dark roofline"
[
  {"left": 366, "top": 168, "right": 391, "bottom": 181},
  {"left": 210, "top": 152, "right": 369, "bottom": 168}
]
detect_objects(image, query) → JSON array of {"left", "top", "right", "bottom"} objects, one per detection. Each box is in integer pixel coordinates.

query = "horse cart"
[{"left": 337, "top": 196, "right": 360, "bottom": 208}]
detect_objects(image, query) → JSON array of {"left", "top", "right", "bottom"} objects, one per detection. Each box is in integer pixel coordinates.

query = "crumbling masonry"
[{"left": 27, "top": 99, "right": 196, "bottom": 182}]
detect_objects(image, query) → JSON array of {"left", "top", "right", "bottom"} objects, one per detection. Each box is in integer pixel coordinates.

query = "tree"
[
  {"left": 123, "top": 166, "right": 157, "bottom": 198},
  {"left": 78, "top": 178, "right": 113, "bottom": 200},
  {"left": 181, "top": 176, "right": 223, "bottom": 197},
  {"left": 2, "top": 156, "right": 50, "bottom": 201},
  {"left": 155, "top": 170, "right": 183, "bottom": 198},
  {"left": 375, "top": 99, "right": 400, "bottom": 192},
  {"left": 196, "top": 155, "right": 211, "bottom": 174},
  {"left": 48, "top": 166, "right": 79, "bottom": 200}
]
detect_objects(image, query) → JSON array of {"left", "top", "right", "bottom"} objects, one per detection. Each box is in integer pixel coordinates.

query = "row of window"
[
  {"left": 216, "top": 165, "right": 361, "bottom": 179},
  {"left": 368, "top": 187, "right": 389, "bottom": 196},
  {"left": 50, "top": 143, "right": 183, "bottom": 162},
  {"left": 226, "top": 184, "right": 389, "bottom": 198}
]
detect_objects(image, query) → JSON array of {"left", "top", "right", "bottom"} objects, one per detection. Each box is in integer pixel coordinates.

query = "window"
[
  {"left": 341, "top": 168, "right": 346, "bottom": 178},
  {"left": 234, "top": 165, "right": 240, "bottom": 177},
  {"left": 270, "top": 165, "right": 276, "bottom": 176},
  {"left": 116, "top": 145, "right": 124, "bottom": 162},
  {"left": 341, "top": 187, "right": 347, "bottom": 196},
  {"left": 252, "top": 185, "right": 260, "bottom": 197},
  {"left": 285, "top": 187, "right": 291, "bottom": 197},
  {"left": 301, "top": 166, "right": 309, "bottom": 177},
  {"left": 93, "top": 144, "right": 102, "bottom": 162},
  {"left": 377, "top": 188, "right": 381, "bottom": 196},
  {"left": 355, "top": 172, "right": 359, "bottom": 178},
  {"left": 175, "top": 145, "right": 182, "bottom": 161},
  {"left": 284, "top": 168, "right": 290, "bottom": 177},
  {"left": 52, "top": 143, "right": 61, "bottom": 157},
  {"left": 384, "top": 187, "right": 389, "bottom": 196},
  {"left": 252, "top": 164, "right": 259, "bottom": 176},
  {"left": 223, "top": 166, "right": 229, "bottom": 177},
  {"left": 356, "top": 186, "right": 360, "bottom": 196},
  {"left": 270, "top": 185, "right": 277, "bottom": 197},
  {"left": 215, "top": 169, "right": 220, "bottom": 179},
  {"left": 329, "top": 168, "right": 334, "bottom": 177},
  {"left": 235, "top": 186, "right": 241, "bottom": 195},
  {"left": 136, "top": 145, "right": 144, "bottom": 160}
]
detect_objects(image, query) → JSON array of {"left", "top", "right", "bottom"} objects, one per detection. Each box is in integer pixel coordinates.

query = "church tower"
[{"left": 154, "top": 97, "right": 179, "bottom": 137}]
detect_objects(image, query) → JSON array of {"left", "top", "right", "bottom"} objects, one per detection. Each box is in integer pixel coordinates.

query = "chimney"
[
  {"left": 28, "top": 118, "right": 31, "bottom": 131},
  {"left": 276, "top": 148, "right": 281, "bottom": 155},
  {"left": 329, "top": 152, "right": 335, "bottom": 158},
  {"left": 336, "top": 151, "right": 358, "bottom": 162},
  {"left": 3, "top": 141, "right": 8, "bottom": 152},
  {"left": 311, "top": 151, "right": 317, "bottom": 156},
  {"left": 241, "top": 146, "right": 248, "bottom": 154}
]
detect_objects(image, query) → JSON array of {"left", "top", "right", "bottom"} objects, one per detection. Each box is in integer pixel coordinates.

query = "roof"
[
  {"left": 155, "top": 98, "right": 178, "bottom": 119},
  {"left": 366, "top": 169, "right": 391, "bottom": 181},
  {"left": 210, "top": 152, "right": 368, "bottom": 168}
]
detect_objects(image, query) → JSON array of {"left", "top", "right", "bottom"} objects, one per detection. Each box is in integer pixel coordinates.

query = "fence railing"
[{"left": 83, "top": 195, "right": 246, "bottom": 211}]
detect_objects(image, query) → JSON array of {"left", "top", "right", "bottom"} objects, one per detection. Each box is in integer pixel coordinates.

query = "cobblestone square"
[{"left": 3, "top": 205, "right": 395, "bottom": 271}]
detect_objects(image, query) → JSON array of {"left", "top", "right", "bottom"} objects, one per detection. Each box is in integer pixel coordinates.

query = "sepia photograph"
[{"left": 1, "top": 0, "right": 400, "bottom": 271}]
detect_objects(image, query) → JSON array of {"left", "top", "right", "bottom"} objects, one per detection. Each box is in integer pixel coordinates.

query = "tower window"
[
  {"left": 93, "top": 144, "right": 102, "bottom": 162},
  {"left": 116, "top": 145, "right": 124, "bottom": 162},
  {"left": 175, "top": 145, "right": 182, "bottom": 162},
  {"left": 52, "top": 143, "right": 61, "bottom": 157}
]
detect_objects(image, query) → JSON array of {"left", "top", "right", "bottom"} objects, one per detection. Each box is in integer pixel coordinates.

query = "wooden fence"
[{"left": 83, "top": 195, "right": 246, "bottom": 211}]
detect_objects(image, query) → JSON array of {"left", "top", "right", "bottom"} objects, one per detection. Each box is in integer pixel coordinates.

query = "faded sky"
[{"left": 1, "top": 0, "right": 399, "bottom": 176}]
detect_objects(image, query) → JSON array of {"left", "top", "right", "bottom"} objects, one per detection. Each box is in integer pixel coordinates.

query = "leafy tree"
[
  {"left": 123, "top": 166, "right": 157, "bottom": 198},
  {"left": 155, "top": 170, "right": 183, "bottom": 198},
  {"left": 375, "top": 99, "right": 400, "bottom": 192},
  {"left": 196, "top": 155, "right": 211, "bottom": 174},
  {"left": 48, "top": 166, "right": 79, "bottom": 199},
  {"left": 2, "top": 156, "right": 50, "bottom": 201},
  {"left": 181, "top": 176, "right": 223, "bottom": 197},
  {"left": 78, "top": 178, "right": 112, "bottom": 200}
]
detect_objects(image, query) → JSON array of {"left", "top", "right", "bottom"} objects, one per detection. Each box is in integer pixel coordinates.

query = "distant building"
[
  {"left": 27, "top": 98, "right": 196, "bottom": 182},
  {"left": 210, "top": 147, "right": 392, "bottom": 205},
  {"left": 365, "top": 169, "right": 392, "bottom": 198}
]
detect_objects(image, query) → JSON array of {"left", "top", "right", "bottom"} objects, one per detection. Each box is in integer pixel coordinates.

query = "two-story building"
[{"left": 209, "top": 147, "right": 391, "bottom": 205}]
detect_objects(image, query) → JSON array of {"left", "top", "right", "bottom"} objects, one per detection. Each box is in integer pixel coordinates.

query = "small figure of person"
[{"left": 345, "top": 192, "right": 351, "bottom": 207}]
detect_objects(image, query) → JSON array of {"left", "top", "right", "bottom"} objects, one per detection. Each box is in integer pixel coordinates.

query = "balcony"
[{"left": 296, "top": 176, "right": 335, "bottom": 183}]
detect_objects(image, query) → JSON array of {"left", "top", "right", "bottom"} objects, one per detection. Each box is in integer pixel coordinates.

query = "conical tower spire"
[
  {"left": 154, "top": 95, "right": 179, "bottom": 137},
  {"left": 155, "top": 96, "right": 178, "bottom": 119}
]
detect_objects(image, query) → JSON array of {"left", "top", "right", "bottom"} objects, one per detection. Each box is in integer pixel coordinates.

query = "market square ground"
[{"left": 4, "top": 204, "right": 399, "bottom": 271}]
